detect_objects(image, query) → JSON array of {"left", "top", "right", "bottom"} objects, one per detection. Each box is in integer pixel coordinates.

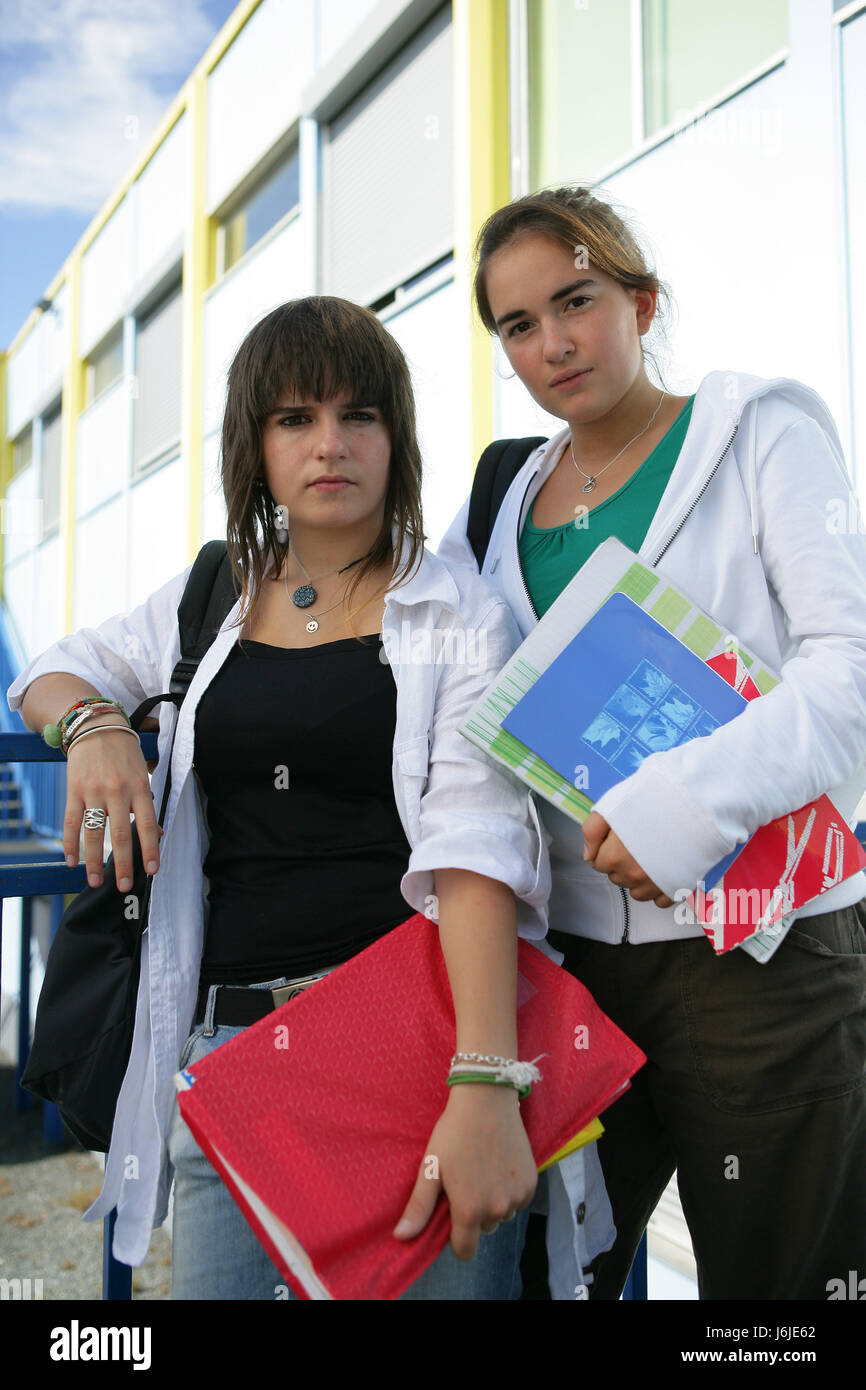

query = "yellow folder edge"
[{"left": 539, "top": 1116, "right": 604, "bottom": 1172}]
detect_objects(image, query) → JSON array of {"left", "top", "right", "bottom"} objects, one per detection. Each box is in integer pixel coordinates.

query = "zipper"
[
  {"left": 615, "top": 423, "right": 739, "bottom": 942},
  {"left": 649, "top": 424, "right": 739, "bottom": 568},
  {"left": 515, "top": 469, "right": 540, "bottom": 622}
]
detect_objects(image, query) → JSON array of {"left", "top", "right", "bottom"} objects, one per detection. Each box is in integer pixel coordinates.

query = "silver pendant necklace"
[
  {"left": 570, "top": 389, "right": 666, "bottom": 493},
  {"left": 284, "top": 554, "right": 365, "bottom": 633}
]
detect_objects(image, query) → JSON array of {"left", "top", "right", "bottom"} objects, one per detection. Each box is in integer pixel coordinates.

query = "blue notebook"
[{"left": 501, "top": 593, "right": 748, "bottom": 889}]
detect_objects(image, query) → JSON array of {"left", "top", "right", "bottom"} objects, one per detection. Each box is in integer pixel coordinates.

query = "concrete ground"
[{"left": 0, "top": 1058, "right": 171, "bottom": 1300}]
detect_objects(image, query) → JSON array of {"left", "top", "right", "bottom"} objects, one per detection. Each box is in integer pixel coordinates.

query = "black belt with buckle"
[{"left": 193, "top": 972, "right": 325, "bottom": 1027}]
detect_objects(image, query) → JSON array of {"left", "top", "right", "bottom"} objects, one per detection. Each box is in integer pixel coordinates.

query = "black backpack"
[
  {"left": 20, "top": 541, "right": 239, "bottom": 1151},
  {"left": 466, "top": 436, "right": 548, "bottom": 569}
]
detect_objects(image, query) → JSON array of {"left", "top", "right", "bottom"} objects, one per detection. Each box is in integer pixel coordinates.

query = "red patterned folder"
[
  {"left": 176, "top": 912, "right": 645, "bottom": 1301},
  {"left": 689, "top": 652, "right": 866, "bottom": 952}
]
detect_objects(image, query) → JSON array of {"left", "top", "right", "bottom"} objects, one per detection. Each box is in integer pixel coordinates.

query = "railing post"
[
  {"left": 102, "top": 1209, "right": 133, "bottom": 1300},
  {"left": 622, "top": 1231, "right": 649, "bottom": 1300},
  {"left": 14, "top": 895, "right": 32, "bottom": 1112}
]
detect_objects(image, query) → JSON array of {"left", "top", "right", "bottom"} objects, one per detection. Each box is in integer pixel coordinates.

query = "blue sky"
[{"left": 0, "top": 0, "right": 239, "bottom": 349}]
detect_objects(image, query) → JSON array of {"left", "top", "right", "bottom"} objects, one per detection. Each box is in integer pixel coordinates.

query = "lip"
[
  {"left": 310, "top": 476, "right": 353, "bottom": 489},
  {"left": 549, "top": 367, "right": 592, "bottom": 389}
]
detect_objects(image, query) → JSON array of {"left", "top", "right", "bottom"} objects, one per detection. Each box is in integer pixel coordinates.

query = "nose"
[
  {"left": 540, "top": 319, "right": 575, "bottom": 363},
  {"left": 311, "top": 409, "right": 348, "bottom": 459}
]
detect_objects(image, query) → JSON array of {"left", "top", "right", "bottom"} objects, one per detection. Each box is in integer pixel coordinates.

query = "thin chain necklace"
[
  {"left": 570, "top": 389, "right": 666, "bottom": 493},
  {"left": 283, "top": 556, "right": 365, "bottom": 634}
]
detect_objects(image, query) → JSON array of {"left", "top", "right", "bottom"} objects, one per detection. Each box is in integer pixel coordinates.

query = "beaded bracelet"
[{"left": 42, "top": 697, "right": 130, "bottom": 758}]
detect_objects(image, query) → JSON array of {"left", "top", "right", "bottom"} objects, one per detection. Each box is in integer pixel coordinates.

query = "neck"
[
  {"left": 273, "top": 519, "right": 386, "bottom": 581},
  {"left": 566, "top": 371, "right": 664, "bottom": 464}
]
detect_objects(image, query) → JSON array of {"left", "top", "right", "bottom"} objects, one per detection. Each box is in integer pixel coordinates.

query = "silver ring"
[{"left": 83, "top": 808, "right": 107, "bottom": 830}]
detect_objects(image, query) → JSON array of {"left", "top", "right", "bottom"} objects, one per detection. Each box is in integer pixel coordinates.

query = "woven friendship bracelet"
[
  {"left": 42, "top": 697, "right": 130, "bottom": 758},
  {"left": 446, "top": 1070, "right": 532, "bottom": 1100}
]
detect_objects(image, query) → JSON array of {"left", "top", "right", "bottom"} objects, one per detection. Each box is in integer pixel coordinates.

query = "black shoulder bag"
[
  {"left": 466, "top": 436, "right": 548, "bottom": 569},
  {"left": 20, "top": 541, "right": 239, "bottom": 1151}
]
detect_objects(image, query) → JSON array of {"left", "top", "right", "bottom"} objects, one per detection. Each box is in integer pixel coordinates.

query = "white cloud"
[{"left": 0, "top": 0, "right": 216, "bottom": 213}]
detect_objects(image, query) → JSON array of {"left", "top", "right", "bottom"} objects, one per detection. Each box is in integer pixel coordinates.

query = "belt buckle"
[{"left": 271, "top": 973, "right": 321, "bottom": 1008}]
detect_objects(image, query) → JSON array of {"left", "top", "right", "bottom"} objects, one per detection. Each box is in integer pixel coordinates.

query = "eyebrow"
[
  {"left": 495, "top": 278, "right": 597, "bottom": 329},
  {"left": 266, "top": 401, "right": 378, "bottom": 415}
]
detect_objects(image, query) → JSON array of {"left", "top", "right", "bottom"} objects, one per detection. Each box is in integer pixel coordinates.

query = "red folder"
[{"left": 176, "top": 912, "right": 645, "bottom": 1300}]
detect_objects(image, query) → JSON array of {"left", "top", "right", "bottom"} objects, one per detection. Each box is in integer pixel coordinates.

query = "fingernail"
[
  {"left": 66, "top": 854, "right": 76, "bottom": 867},
  {"left": 118, "top": 877, "right": 131, "bottom": 892},
  {"left": 146, "top": 861, "right": 158, "bottom": 874},
  {"left": 393, "top": 1219, "right": 413, "bottom": 1238},
  {"left": 89, "top": 873, "right": 101, "bottom": 887}
]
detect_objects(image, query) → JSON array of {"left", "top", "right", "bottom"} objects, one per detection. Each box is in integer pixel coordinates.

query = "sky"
[{"left": 0, "top": 0, "right": 240, "bottom": 349}]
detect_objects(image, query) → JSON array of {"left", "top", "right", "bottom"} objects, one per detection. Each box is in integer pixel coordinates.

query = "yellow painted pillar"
[
  {"left": 182, "top": 73, "right": 210, "bottom": 560},
  {"left": 453, "top": 0, "right": 512, "bottom": 470},
  {"left": 61, "top": 261, "right": 84, "bottom": 633}
]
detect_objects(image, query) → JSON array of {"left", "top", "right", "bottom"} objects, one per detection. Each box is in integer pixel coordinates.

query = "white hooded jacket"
[{"left": 438, "top": 372, "right": 866, "bottom": 944}]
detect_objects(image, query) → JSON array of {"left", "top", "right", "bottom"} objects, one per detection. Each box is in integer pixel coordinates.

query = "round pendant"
[
  {"left": 292, "top": 584, "right": 317, "bottom": 608},
  {"left": 305, "top": 619, "right": 319, "bottom": 633},
  {"left": 582, "top": 478, "right": 596, "bottom": 493}
]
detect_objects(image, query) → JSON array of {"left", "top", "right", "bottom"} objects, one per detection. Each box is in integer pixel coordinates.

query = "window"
[
  {"left": 86, "top": 327, "right": 124, "bottom": 405},
  {"left": 41, "top": 404, "right": 63, "bottom": 536},
  {"left": 12, "top": 426, "right": 33, "bottom": 476},
  {"left": 528, "top": 0, "right": 789, "bottom": 187},
  {"left": 133, "top": 284, "right": 183, "bottom": 472},
  {"left": 218, "top": 149, "right": 300, "bottom": 274},
  {"left": 642, "top": 0, "right": 788, "bottom": 137},
  {"left": 324, "top": 5, "right": 453, "bottom": 307}
]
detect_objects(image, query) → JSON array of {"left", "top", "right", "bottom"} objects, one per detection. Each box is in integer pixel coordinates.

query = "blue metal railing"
[{"left": 0, "top": 727, "right": 158, "bottom": 1301}]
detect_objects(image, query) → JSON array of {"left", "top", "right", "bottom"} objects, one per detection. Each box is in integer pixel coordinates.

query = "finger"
[
  {"left": 654, "top": 892, "right": 674, "bottom": 909},
  {"left": 81, "top": 804, "right": 107, "bottom": 887},
  {"left": 106, "top": 795, "right": 135, "bottom": 893},
  {"left": 449, "top": 1212, "right": 481, "bottom": 1261},
  {"left": 581, "top": 812, "right": 609, "bottom": 861},
  {"left": 63, "top": 794, "right": 85, "bottom": 869},
  {"left": 393, "top": 1161, "right": 442, "bottom": 1240},
  {"left": 131, "top": 786, "right": 162, "bottom": 878}
]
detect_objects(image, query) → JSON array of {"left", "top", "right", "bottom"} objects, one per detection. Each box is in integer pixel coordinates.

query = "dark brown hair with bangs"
[{"left": 220, "top": 297, "right": 424, "bottom": 634}]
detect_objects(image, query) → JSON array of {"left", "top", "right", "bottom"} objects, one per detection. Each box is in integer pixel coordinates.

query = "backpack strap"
[
  {"left": 467, "top": 436, "right": 547, "bottom": 569},
  {"left": 129, "top": 540, "right": 240, "bottom": 727}
]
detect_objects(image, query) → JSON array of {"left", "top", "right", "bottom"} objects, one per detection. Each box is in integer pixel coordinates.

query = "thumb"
[
  {"left": 581, "top": 811, "right": 610, "bottom": 862},
  {"left": 393, "top": 1157, "right": 442, "bottom": 1240}
]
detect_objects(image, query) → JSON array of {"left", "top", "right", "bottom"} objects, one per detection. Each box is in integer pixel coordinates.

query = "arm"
[
  {"left": 393, "top": 867, "right": 537, "bottom": 1259},
  {"left": 591, "top": 414, "right": 866, "bottom": 899}
]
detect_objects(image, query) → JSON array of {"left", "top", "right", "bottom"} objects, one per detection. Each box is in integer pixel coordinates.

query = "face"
[
  {"left": 260, "top": 389, "right": 392, "bottom": 536},
  {"left": 483, "top": 231, "right": 657, "bottom": 424}
]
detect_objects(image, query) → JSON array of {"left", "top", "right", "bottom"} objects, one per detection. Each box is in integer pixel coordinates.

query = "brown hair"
[
  {"left": 473, "top": 186, "right": 672, "bottom": 383},
  {"left": 219, "top": 297, "right": 424, "bottom": 636}
]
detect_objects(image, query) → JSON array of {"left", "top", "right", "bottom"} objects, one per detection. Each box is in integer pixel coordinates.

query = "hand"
[
  {"left": 582, "top": 811, "right": 674, "bottom": 908},
  {"left": 393, "top": 1084, "right": 537, "bottom": 1260},
  {"left": 64, "top": 714, "right": 162, "bottom": 893}
]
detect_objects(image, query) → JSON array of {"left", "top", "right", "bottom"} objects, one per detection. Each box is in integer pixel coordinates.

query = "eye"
[
  {"left": 506, "top": 320, "right": 533, "bottom": 339},
  {"left": 276, "top": 412, "right": 309, "bottom": 427},
  {"left": 345, "top": 409, "right": 377, "bottom": 422},
  {"left": 565, "top": 295, "right": 591, "bottom": 311}
]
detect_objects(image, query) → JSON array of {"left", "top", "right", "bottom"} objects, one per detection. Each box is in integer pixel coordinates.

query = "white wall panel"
[
  {"left": 80, "top": 198, "right": 134, "bottom": 358},
  {"left": 383, "top": 280, "right": 469, "bottom": 549},
  {"left": 841, "top": 10, "right": 866, "bottom": 489},
  {"left": 7, "top": 284, "right": 67, "bottom": 439},
  {"left": 74, "top": 497, "right": 127, "bottom": 629},
  {"left": 318, "top": 0, "right": 382, "bottom": 66},
  {"left": 134, "top": 115, "right": 187, "bottom": 286},
  {"left": 602, "top": 47, "right": 846, "bottom": 431},
  {"left": 3, "top": 464, "right": 42, "bottom": 565},
  {"left": 77, "top": 381, "right": 128, "bottom": 519},
  {"left": 3, "top": 554, "right": 36, "bottom": 663},
  {"left": 206, "top": 0, "right": 315, "bottom": 212},
  {"left": 201, "top": 430, "right": 227, "bottom": 545},
  {"left": 202, "top": 213, "right": 314, "bottom": 437},
  {"left": 31, "top": 533, "right": 64, "bottom": 655},
  {"left": 128, "top": 456, "right": 187, "bottom": 608}
]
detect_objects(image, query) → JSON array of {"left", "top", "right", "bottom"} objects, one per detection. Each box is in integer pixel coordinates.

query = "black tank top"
[{"left": 193, "top": 634, "right": 412, "bottom": 984}]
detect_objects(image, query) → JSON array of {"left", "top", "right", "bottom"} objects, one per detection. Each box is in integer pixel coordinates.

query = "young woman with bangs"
[
  {"left": 10, "top": 296, "right": 555, "bottom": 1300},
  {"left": 438, "top": 186, "right": 866, "bottom": 1300}
]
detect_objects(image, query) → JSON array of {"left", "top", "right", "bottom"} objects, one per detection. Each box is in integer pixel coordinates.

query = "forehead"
[{"left": 484, "top": 232, "right": 616, "bottom": 310}]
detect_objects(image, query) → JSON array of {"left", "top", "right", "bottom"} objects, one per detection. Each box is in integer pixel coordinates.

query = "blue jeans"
[{"left": 169, "top": 1019, "right": 529, "bottom": 1300}]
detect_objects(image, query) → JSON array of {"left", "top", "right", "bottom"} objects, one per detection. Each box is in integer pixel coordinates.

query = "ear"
[{"left": 634, "top": 287, "right": 657, "bottom": 338}]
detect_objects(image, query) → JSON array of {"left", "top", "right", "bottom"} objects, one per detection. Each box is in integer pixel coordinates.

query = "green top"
[{"left": 519, "top": 395, "right": 695, "bottom": 617}]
